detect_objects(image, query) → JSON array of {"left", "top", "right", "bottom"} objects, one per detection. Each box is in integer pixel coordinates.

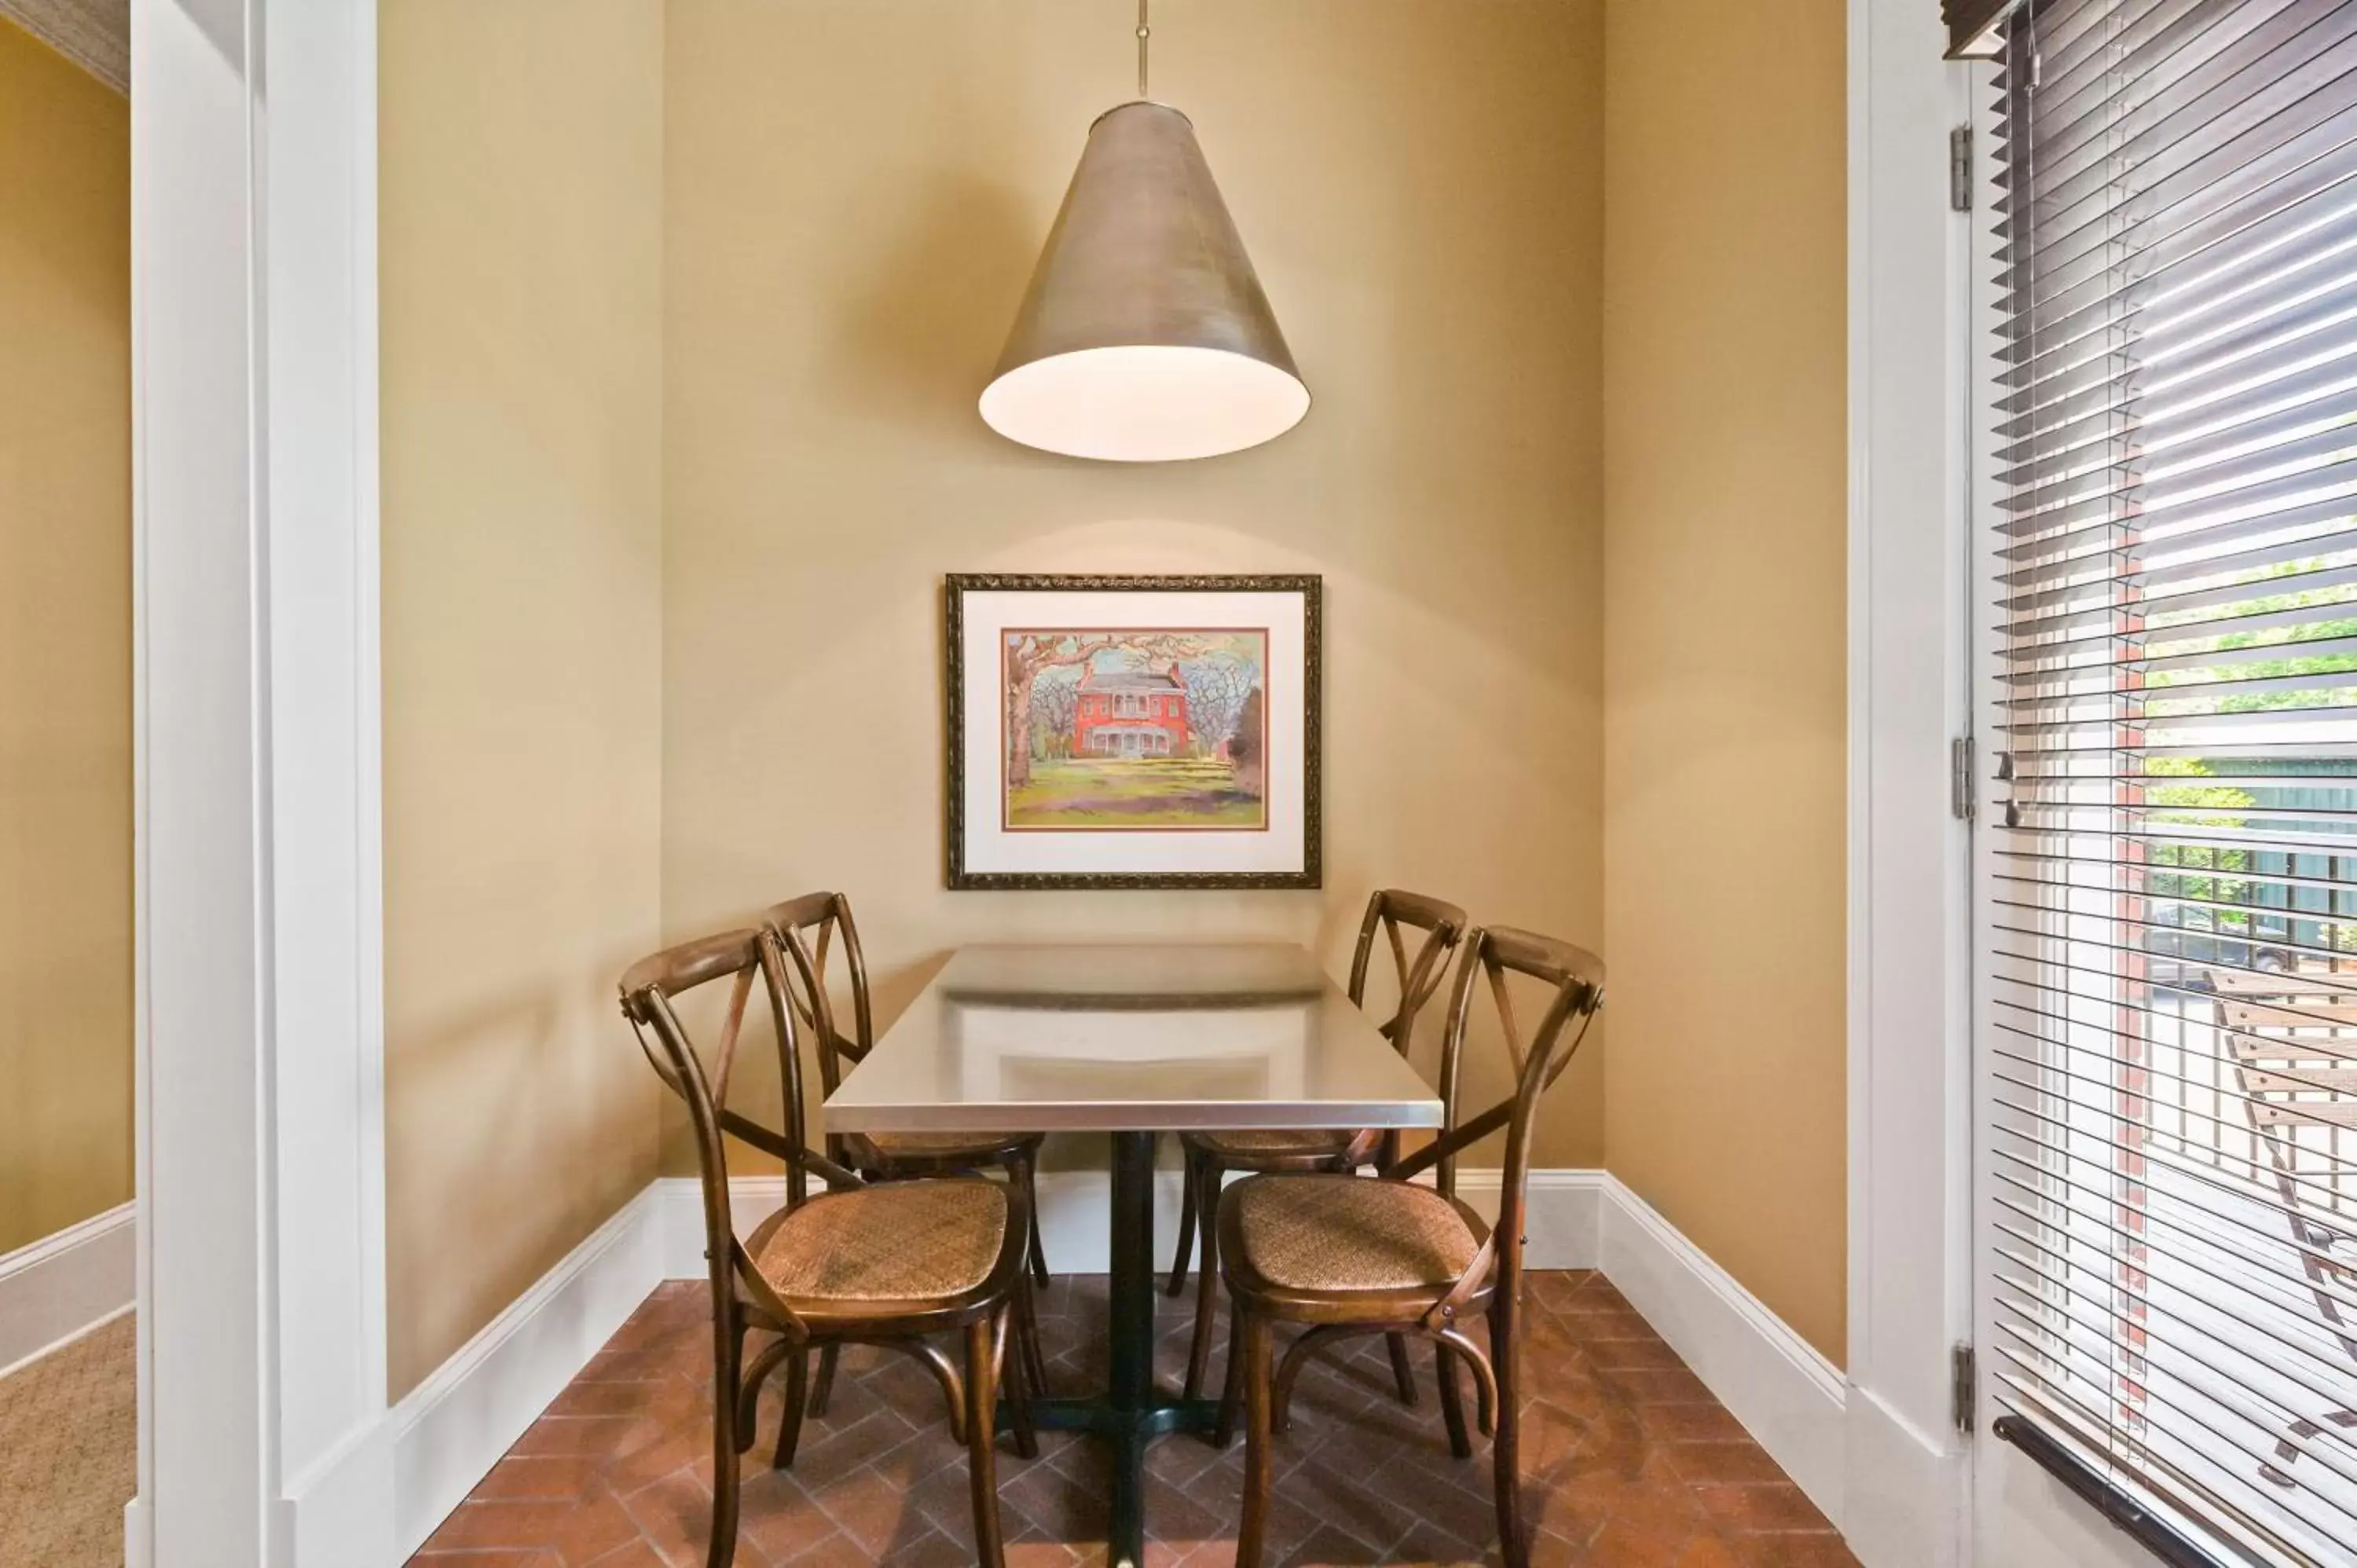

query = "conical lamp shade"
[{"left": 981, "top": 101, "right": 1310, "bottom": 462}]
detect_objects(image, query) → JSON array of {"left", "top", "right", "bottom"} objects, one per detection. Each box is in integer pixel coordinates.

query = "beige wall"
[
  {"left": 660, "top": 0, "right": 1607, "bottom": 1171},
  {"left": 376, "top": 0, "right": 1855, "bottom": 1389},
  {"left": 1600, "top": 0, "right": 1849, "bottom": 1361},
  {"left": 0, "top": 18, "right": 131, "bottom": 1258},
  {"left": 380, "top": 0, "right": 666, "bottom": 1397}
]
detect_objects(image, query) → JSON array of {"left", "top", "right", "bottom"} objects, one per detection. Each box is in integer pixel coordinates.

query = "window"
[{"left": 1987, "top": 2, "right": 2357, "bottom": 1563}]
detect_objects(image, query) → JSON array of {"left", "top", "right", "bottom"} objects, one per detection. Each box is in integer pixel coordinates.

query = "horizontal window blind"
[{"left": 1991, "top": 2, "right": 2357, "bottom": 1564}]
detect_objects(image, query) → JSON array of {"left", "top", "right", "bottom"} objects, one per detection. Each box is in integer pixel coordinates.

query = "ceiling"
[{"left": 2, "top": 0, "right": 126, "bottom": 94}]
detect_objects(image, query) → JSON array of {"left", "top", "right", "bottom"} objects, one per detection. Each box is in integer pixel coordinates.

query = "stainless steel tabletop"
[{"left": 823, "top": 940, "right": 1445, "bottom": 1135}]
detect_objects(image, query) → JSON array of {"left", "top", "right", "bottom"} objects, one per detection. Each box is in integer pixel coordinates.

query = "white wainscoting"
[
  {"left": 390, "top": 1169, "right": 1879, "bottom": 1557},
  {"left": 0, "top": 1202, "right": 134, "bottom": 1381}
]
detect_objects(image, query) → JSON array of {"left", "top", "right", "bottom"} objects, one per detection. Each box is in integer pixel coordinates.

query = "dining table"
[{"left": 822, "top": 940, "right": 1445, "bottom": 1568}]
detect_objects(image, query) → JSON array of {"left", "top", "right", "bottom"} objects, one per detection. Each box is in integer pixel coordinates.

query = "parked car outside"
[{"left": 2143, "top": 905, "right": 2296, "bottom": 993}]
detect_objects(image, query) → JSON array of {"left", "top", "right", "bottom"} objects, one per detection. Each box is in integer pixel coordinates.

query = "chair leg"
[
  {"left": 964, "top": 1317, "right": 1007, "bottom": 1568},
  {"left": 1167, "top": 1149, "right": 1199, "bottom": 1297},
  {"left": 1435, "top": 1340, "right": 1474, "bottom": 1460},
  {"left": 1214, "top": 1297, "right": 1245, "bottom": 1449},
  {"left": 997, "top": 1306, "right": 1039, "bottom": 1460},
  {"left": 707, "top": 1313, "right": 745, "bottom": 1568},
  {"left": 1236, "top": 1310, "right": 1278, "bottom": 1568},
  {"left": 2265, "top": 1409, "right": 2357, "bottom": 1485},
  {"left": 1490, "top": 1301, "right": 1525, "bottom": 1568},
  {"left": 1016, "top": 1262, "right": 1052, "bottom": 1401},
  {"left": 1183, "top": 1157, "right": 1223, "bottom": 1400},
  {"left": 1015, "top": 1150, "right": 1051, "bottom": 1289},
  {"left": 1385, "top": 1332, "right": 1420, "bottom": 1407},
  {"left": 808, "top": 1343, "right": 838, "bottom": 1418},
  {"left": 907, "top": 1339, "right": 966, "bottom": 1445},
  {"left": 772, "top": 1344, "right": 810, "bottom": 1469}
]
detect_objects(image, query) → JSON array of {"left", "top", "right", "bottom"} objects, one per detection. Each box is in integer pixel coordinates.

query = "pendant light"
[{"left": 980, "top": 0, "right": 1310, "bottom": 463}]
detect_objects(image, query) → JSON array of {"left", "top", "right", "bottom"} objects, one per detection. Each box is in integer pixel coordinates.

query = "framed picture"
[{"left": 944, "top": 573, "right": 1321, "bottom": 890}]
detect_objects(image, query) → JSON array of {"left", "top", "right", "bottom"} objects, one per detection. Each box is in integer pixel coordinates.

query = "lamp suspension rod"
[{"left": 1137, "top": 0, "right": 1150, "bottom": 99}]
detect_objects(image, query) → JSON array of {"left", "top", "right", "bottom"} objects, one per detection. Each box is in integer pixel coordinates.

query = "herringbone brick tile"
[{"left": 408, "top": 1273, "right": 1855, "bottom": 1568}]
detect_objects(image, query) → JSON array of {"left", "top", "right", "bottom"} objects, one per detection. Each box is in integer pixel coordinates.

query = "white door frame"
[
  {"left": 129, "top": 2, "right": 389, "bottom": 1565},
  {"left": 1842, "top": 1, "right": 1979, "bottom": 1563}
]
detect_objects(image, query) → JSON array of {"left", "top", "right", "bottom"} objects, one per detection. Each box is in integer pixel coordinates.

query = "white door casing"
[
  {"left": 1844, "top": 0, "right": 1978, "bottom": 1563},
  {"left": 130, "top": 1, "right": 389, "bottom": 1564}
]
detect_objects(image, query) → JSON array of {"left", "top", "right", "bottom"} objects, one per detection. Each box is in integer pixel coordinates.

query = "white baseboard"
[
  {"left": 387, "top": 1185, "right": 665, "bottom": 1562},
  {"left": 0, "top": 1201, "right": 134, "bottom": 1381},
  {"left": 659, "top": 1167, "right": 1217, "bottom": 1280},
  {"left": 1450, "top": 1168, "right": 1604, "bottom": 1270},
  {"left": 1595, "top": 1176, "right": 1849, "bottom": 1526},
  {"left": 1842, "top": 1383, "right": 1965, "bottom": 1568},
  {"left": 401, "top": 1168, "right": 1882, "bottom": 1561},
  {"left": 280, "top": 1402, "right": 395, "bottom": 1568},
  {"left": 658, "top": 1165, "right": 1608, "bottom": 1281},
  {"left": 123, "top": 1497, "right": 150, "bottom": 1568}
]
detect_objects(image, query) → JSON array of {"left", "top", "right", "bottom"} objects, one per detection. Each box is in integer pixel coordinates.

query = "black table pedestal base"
[
  {"left": 995, "top": 1130, "right": 1211, "bottom": 1568},
  {"left": 1024, "top": 1395, "right": 1222, "bottom": 1562}
]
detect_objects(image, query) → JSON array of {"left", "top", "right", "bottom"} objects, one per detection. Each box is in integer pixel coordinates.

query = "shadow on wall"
[
  {"left": 824, "top": 172, "right": 1039, "bottom": 444},
  {"left": 387, "top": 949, "right": 660, "bottom": 1392},
  {"left": 655, "top": 937, "right": 959, "bottom": 1176}
]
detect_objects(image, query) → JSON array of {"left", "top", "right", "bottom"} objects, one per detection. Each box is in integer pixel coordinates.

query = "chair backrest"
[
  {"left": 1347, "top": 888, "right": 1470, "bottom": 1056},
  {"left": 2218, "top": 983, "right": 2357, "bottom": 1363},
  {"left": 1430, "top": 925, "right": 1604, "bottom": 1303},
  {"left": 618, "top": 927, "right": 809, "bottom": 1316},
  {"left": 760, "top": 892, "right": 875, "bottom": 1101}
]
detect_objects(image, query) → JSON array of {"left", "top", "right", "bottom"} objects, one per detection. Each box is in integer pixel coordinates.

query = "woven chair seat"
[
  {"left": 862, "top": 1130, "right": 1036, "bottom": 1157},
  {"left": 754, "top": 1179, "right": 1006, "bottom": 1302},
  {"left": 1232, "top": 1174, "right": 1482, "bottom": 1292},
  {"left": 1186, "top": 1127, "right": 1356, "bottom": 1160}
]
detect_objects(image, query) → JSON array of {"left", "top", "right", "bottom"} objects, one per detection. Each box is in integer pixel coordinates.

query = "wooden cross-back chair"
[
  {"left": 2213, "top": 977, "right": 2357, "bottom": 1486},
  {"left": 619, "top": 928, "right": 1039, "bottom": 1568},
  {"left": 1213, "top": 923, "right": 1604, "bottom": 1568},
  {"left": 761, "top": 892, "right": 1054, "bottom": 1411},
  {"left": 1166, "top": 888, "right": 1470, "bottom": 1405}
]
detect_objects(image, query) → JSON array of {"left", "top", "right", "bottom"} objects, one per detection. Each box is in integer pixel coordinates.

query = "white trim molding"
[
  {"left": 390, "top": 1189, "right": 667, "bottom": 1562},
  {"left": 1600, "top": 1180, "right": 1849, "bottom": 1522},
  {"left": 659, "top": 1169, "right": 1228, "bottom": 1283},
  {"left": 392, "top": 1168, "right": 1888, "bottom": 1559},
  {"left": 661, "top": 1171, "right": 1847, "bottom": 1514},
  {"left": 1450, "top": 1169, "right": 1605, "bottom": 1273},
  {"left": 1843, "top": 0, "right": 1978, "bottom": 1563},
  {"left": 658, "top": 1167, "right": 1611, "bottom": 1285},
  {"left": 0, "top": 1203, "right": 134, "bottom": 1380},
  {"left": 131, "top": 2, "right": 387, "bottom": 1565}
]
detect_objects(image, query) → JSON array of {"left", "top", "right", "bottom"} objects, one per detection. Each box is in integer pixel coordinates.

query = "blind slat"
[
  {"left": 1996, "top": 16, "right": 2357, "bottom": 263},
  {"left": 1999, "top": 62, "right": 2357, "bottom": 313},
  {"left": 2014, "top": 591, "right": 2357, "bottom": 660},
  {"left": 1996, "top": 330, "right": 2357, "bottom": 467},
  {"left": 2024, "top": 3, "right": 2355, "bottom": 185},
  {"left": 1988, "top": 5, "right": 2357, "bottom": 1563}
]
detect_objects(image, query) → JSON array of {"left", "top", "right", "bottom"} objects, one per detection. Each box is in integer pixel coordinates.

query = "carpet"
[{"left": 0, "top": 1312, "right": 134, "bottom": 1568}]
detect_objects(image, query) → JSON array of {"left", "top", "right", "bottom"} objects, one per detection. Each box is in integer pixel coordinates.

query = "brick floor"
[{"left": 407, "top": 1272, "right": 1857, "bottom": 1567}]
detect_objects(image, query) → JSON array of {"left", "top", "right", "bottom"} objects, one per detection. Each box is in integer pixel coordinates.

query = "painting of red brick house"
[
  {"left": 1074, "top": 661, "right": 1191, "bottom": 758},
  {"left": 999, "top": 629, "right": 1267, "bottom": 830},
  {"left": 944, "top": 575, "right": 1321, "bottom": 889}
]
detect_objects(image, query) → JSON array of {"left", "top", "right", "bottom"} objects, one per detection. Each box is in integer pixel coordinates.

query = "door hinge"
[
  {"left": 1950, "top": 125, "right": 1974, "bottom": 212},
  {"left": 1951, "top": 735, "right": 1977, "bottom": 821},
  {"left": 1953, "top": 1343, "right": 1978, "bottom": 1435}
]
